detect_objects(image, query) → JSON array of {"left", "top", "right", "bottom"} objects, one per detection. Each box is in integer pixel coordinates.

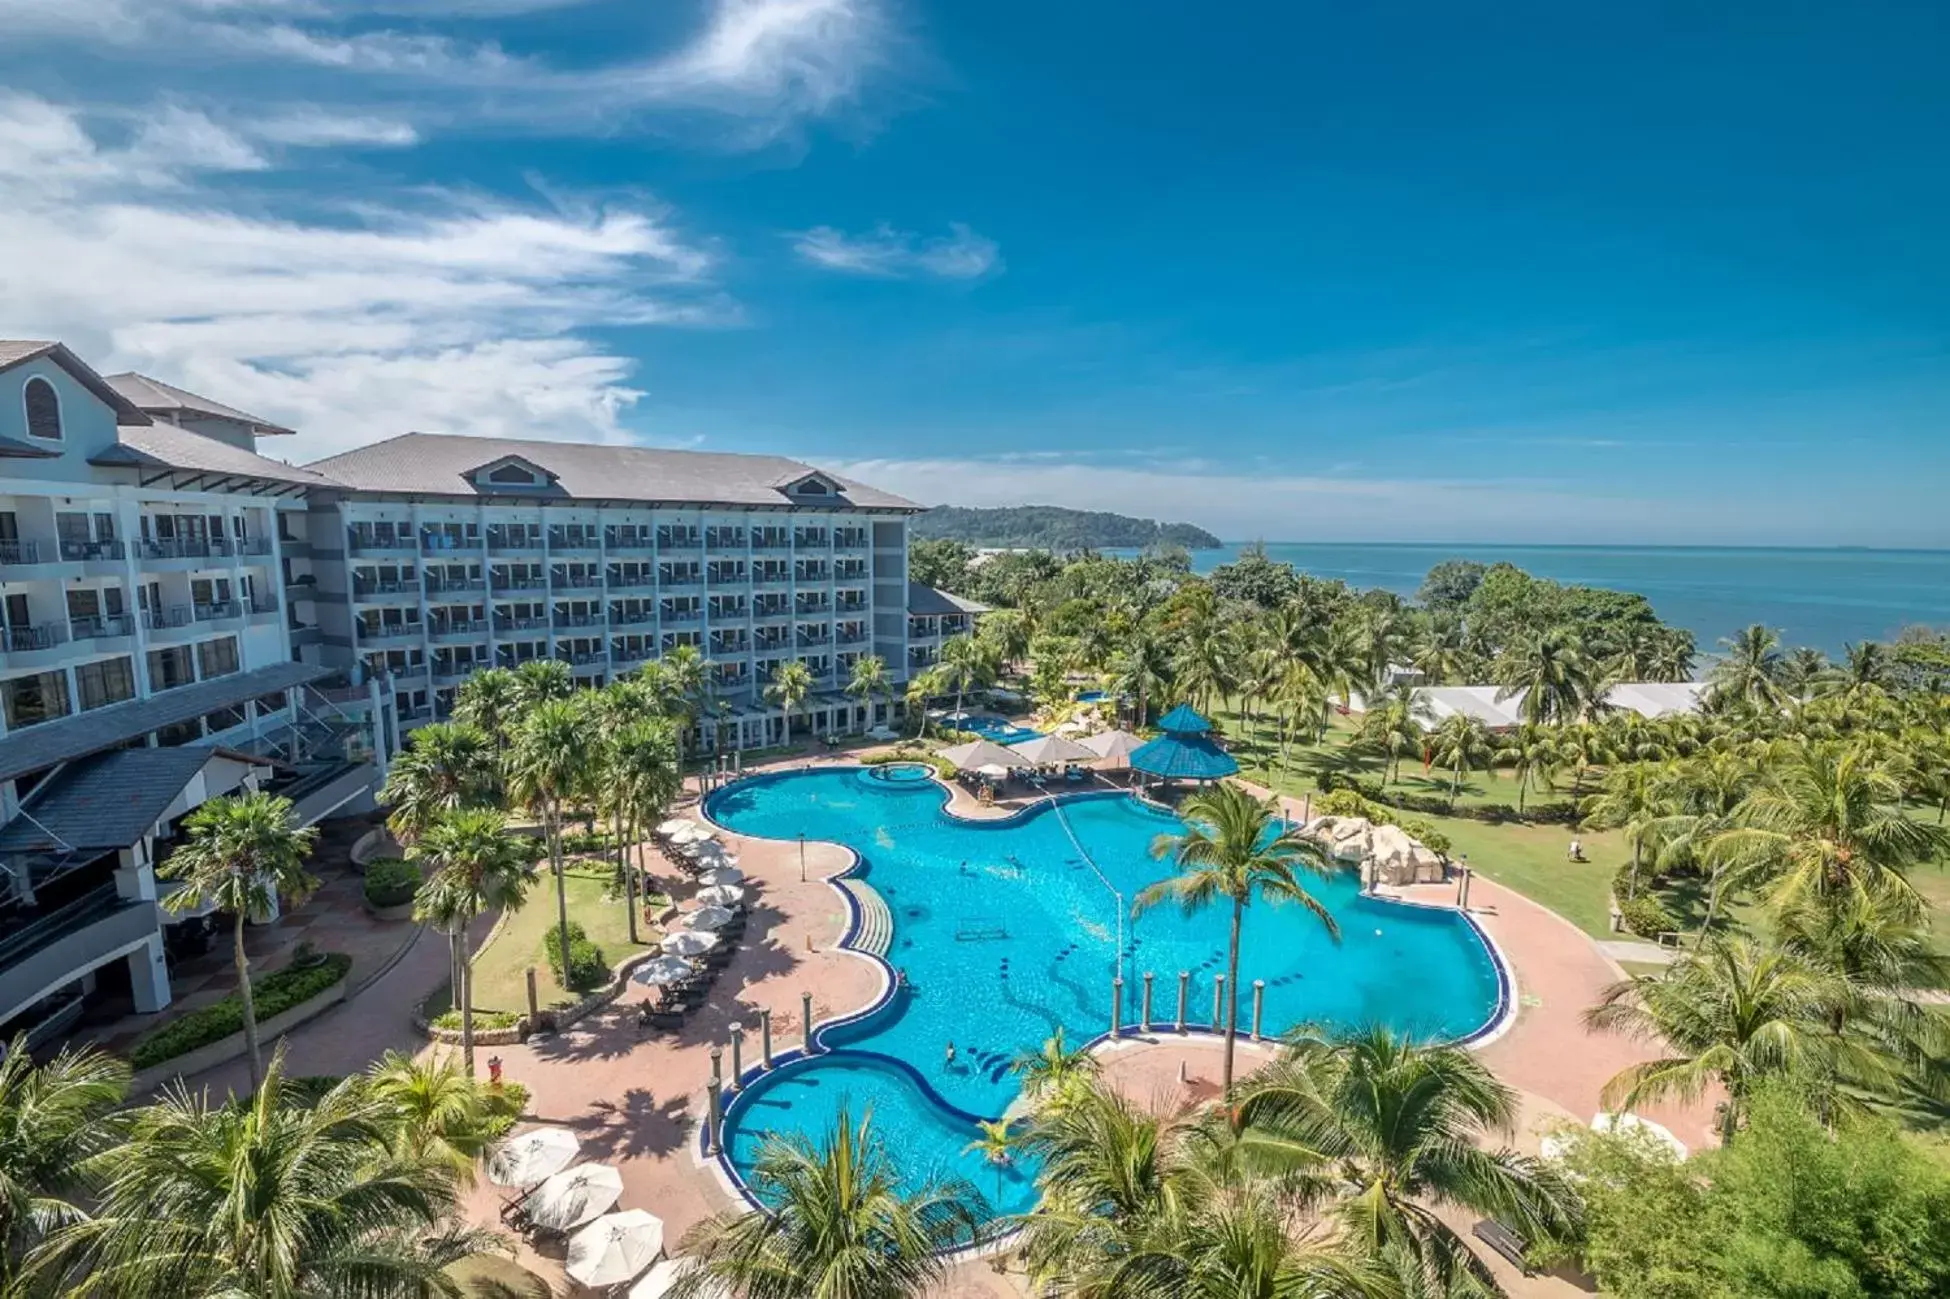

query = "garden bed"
[{"left": 130, "top": 953, "right": 352, "bottom": 1089}]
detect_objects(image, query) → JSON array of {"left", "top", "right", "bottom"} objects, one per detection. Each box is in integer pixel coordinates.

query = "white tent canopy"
[
  {"left": 939, "top": 739, "right": 1029, "bottom": 771},
  {"left": 566, "top": 1209, "right": 665, "bottom": 1287},
  {"left": 525, "top": 1163, "right": 623, "bottom": 1233},
  {"left": 486, "top": 1127, "right": 580, "bottom": 1188},
  {"left": 1008, "top": 733, "right": 1097, "bottom": 765}
]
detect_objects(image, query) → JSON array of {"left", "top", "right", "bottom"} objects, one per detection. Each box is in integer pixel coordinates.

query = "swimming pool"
[
  {"left": 952, "top": 714, "right": 1042, "bottom": 745},
  {"left": 705, "top": 768, "right": 1508, "bottom": 1229}
]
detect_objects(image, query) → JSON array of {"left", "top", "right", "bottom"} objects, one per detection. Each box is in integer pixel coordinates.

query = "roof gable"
[
  {"left": 103, "top": 372, "right": 296, "bottom": 436},
  {"left": 466, "top": 454, "right": 562, "bottom": 492},
  {"left": 0, "top": 341, "right": 151, "bottom": 427}
]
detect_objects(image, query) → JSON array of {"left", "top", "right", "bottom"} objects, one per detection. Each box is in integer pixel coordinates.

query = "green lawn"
[{"left": 467, "top": 866, "right": 657, "bottom": 1014}]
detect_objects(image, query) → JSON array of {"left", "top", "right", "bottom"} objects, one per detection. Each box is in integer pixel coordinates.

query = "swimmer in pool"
[{"left": 945, "top": 1041, "right": 957, "bottom": 1067}]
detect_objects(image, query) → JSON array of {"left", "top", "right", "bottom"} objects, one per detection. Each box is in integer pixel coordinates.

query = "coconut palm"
[
  {"left": 1498, "top": 723, "right": 1560, "bottom": 814},
  {"left": 506, "top": 697, "right": 590, "bottom": 996},
  {"left": 1579, "top": 762, "right": 1668, "bottom": 898},
  {"left": 1355, "top": 685, "right": 1431, "bottom": 785},
  {"left": 32, "top": 1046, "right": 491, "bottom": 1299},
  {"left": 607, "top": 717, "right": 682, "bottom": 942},
  {"left": 409, "top": 807, "right": 535, "bottom": 1075},
  {"left": 1777, "top": 646, "right": 1832, "bottom": 701},
  {"left": 1136, "top": 784, "right": 1340, "bottom": 1098},
  {"left": 1558, "top": 721, "right": 1612, "bottom": 799},
  {"left": 0, "top": 1037, "right": 129, "bottom": 1283},
  {"left": 1584, "top": 937, "right": 1903, "bottom": 1140},
  {"left": 1112, "top": 628, "right": 1173, "bottom": 728},
  {"left": 845, "top": 653, "right": 893, "bottom": 729},
  {"left": 1428, "top": 712, "right": 1495, "bottom": 806},
  {"left": 510, "top": 656, "right": 574, "bottom": 709},
  {"left": 765, "top": 659, "right": 816, "bottom": 746},
  {"left": 1493, "top": 626, "right": 1594, "bottom": 726},
  {"left": 935, "top": 633, "right": 997, "bottom": 725},
  {"left": 964, "top": 1119, "right": 1019, "bottom": 1205},
  {"left": 655, "top": 643, "right": 712, "bottom": 774},
  {"left": 673, "top": 1110, "right": 982, "bottom": 1298},
  {"left": 1407, "top": 611, "right": 1468, "bottom": 686},
  {"left": 1010, "top": 1026, "right": 1101, "bottom": 1113},
  {"left": 363, "top": 1050, "right": 511, "bottom": 1181},
  {"left": 976, "top": 607, "right": 1033, "bottom": 668},
  {"left": 1172, "top": 622, "right": 1240, "bottom": 718},
  {"left": 1233, "top": 1027, "right": 1582, "bottom": 1293},
  {"left": 157, "top": 792, "right": 319, "bottom": 1094},
  {"left": 378, "top": 721, "right": 496, "bottom": 845},
  {"left": 1708, "top": 623, "right": 1787, "bottom": 711},
  {"left": 452, "top": 666, "right": 521, "bottom": 754}
]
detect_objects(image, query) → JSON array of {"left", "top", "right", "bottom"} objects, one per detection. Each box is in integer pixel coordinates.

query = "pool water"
[
  {"left": 708, "top": 768, "right": 1505, "bottom": 1225},
  {"left": 954, "top": 714, "right": 1043, "bottom": 745}
]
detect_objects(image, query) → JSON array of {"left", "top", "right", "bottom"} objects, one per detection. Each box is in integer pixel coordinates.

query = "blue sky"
[{"left": 0, "top": 1, "right": 1944, "bottom": 545}]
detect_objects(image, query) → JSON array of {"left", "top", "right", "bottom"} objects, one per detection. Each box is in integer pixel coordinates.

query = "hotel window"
[
  {"left": 148, "top": 645, "right": 195, "bottom": 691},
  {"left": 196, "top": 636, "right": 240, "bottom": 679},
  {"left": 23, "top": 377, "right": 61, "bottom": 440},
  {"left": 2, "top": 670, "right": 71, "bottom": 728},
  {"left": 76, "top": 657, "right": 136, "bottom": 711}
]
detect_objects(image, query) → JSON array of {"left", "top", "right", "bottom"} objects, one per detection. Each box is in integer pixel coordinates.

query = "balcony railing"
[
  {"left": 346, "top": 535, "right": 415, "bottom": 556},
  {"left": 710, "top": 639, "right": 749, "bottom": 655},
  {"left": 429, "top": 620, "right": 489, "bottom": 640},
  {"left": 556, "top": 650, "right": 608, "bottom": 667},
  {"left": 793, "top": 534, "right": 830, "bottom": 549},
  {"left": 360, "top": 623, "right": 423, "bottom": 642},
  {"left": 0, "top": 540, "right": 43, "bottom": 565},
  {"left": 552, "top": 573, "right": 603, "bottom": 590},
  {"left": 706, "top": 532, "right": 747, "bottom": 550},
  {"left": 655, "top": 535, "right": 702, "bottom": 551},
  {"left": 709, "top": 605, "right": 749, "bottom": 620},
  {"left": 605, "top": 534, "right": 655, "bottom": 552},
  {"left": 2, "top": 622, "right": 68, "bottom": 652},
  {"left": 486, "top": 533, "right": 543, "bottom": 553},
  {"left": 140, "top": 537, "right": 241, "bottom": 560},
  {"left": 493, "top": 616, "right": 551, "bottom": 634},
  {"left": 552, "top": 613, "right": 605, "bottom": 630},
  {"left": 606, "top": 573, "right": 656, "bottom": 591},
  {"left": 796, "top": 635, "right": 832, "bottom": 649},
  {"left": 547, "top": 532, "right": 601, "bottom": 552},
  {"left": 751, "top": 536, "right": 790, "bottom": 552},
  {"left": 69, "top": 614, "right": 136, "bottom": 641},
  {"left": 611, "top": 644, "right": 653, "bottom": 665},
  {"left": 420, "top": 534, "right": 478, "bottom": 554},
  {"left": 425, "top": 578, "right": 486, "bottom": 597},
  {"left": 707, "top": 567, "right": 748, "bottom": 584},
  {"left": 58, "top": 539, "right": 126, "bottom": 562},
  {"left": 354, "top": 580, "right": 418, "bottom": 599},
  {"left": 491, "top": 577, "right": 548, "bottom": 593},
  {"left": 659, "top": 610, "right": 702, "bottom": 626},
  {"left": 192, "top": 600, "right": 242, "bottom": 622},
  {"left": 237, "top": 537, "right": 273, "bottom": 557},
  {"left": 430, "top": 662, "right": 482, "bottom": 683},
  {"left": 609, "top": 610, "right": 654, "bottom": 627},
  {"left": 658, "top": 576, "right": 703, "bottom": 590}
]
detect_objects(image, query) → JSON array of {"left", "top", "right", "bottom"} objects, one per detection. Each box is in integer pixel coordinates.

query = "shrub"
[
  {"left": 430, "top": 1007, "right": 521, "bottom": 1032},
  {"left": 483, "top": 1082, "right": 531, "bottom": 1139},
  {"left": 362, "top": 858, "right": 420, "bottom": 909},
  {"left": 1397, "top": 817, "right": 1452, "bottom": 857},
  {"left": 1316, "top": 771, "right": 1577, "bottom": 825},
  {"left": 131, "top": 954, "right": 352, "bottom": 1069},
  {"left": 1617, "top": 892, "right": 1679, "bottom": 939},
  {"left": 1312, "top": 788, "right": 1381, "bottom": 819},
  {"left": 862, "top": 750, "right": 956, "bottom": 778},
  {"left": 540, "top": 921, "right": 608, "bottom": 991},
  {"left": 560, "top": 828, "right": 615, "bottom": 856},
  {"left": 1308, "top": 786, "right": 1453, "bottom": 857}
]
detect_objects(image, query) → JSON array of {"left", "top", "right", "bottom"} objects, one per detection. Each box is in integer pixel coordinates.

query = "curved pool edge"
[{"left": 692, "top": 761, "right": 1521, "bottom": 1234}]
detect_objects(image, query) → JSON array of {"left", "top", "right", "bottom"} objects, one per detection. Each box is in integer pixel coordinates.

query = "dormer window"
[
  {"left": 777, "top": 470, "right": 845, "bottom": 500},
  {"left": 23, "top": 378, "right": 61, "bottom": 441},
  {"left": 470, "top": 455, "right": 557, "bottom": 491},
  {"left": 489, "top": 463, "right": 539, "bottom": 485}
]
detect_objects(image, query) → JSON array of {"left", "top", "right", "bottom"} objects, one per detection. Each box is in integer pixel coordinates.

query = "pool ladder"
[{"left": 839, "top": 878, "right": 894, "bottom": 957}]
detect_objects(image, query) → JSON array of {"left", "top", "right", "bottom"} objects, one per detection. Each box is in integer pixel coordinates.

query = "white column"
[
  {"left": 128, "top": 931, "right": 172, "bottom": 1013},
  {"left": 113, "top": 840, "right": 157, "bottom": 901}
]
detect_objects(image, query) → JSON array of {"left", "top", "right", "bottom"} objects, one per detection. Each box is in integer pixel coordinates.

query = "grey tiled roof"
[
  {"left": 0, "top": 341, "right": 152, "bottom": 426},
  {"left": 91, "top": 424, "right": 335, "bottom": 488},
  {"left": 305, "top": 432, "right": 922, "bottom": 511},
  {"left": 104, "top": 372, "right": 296, "bottom": 435},
  {"left": 907, "top": 582, "right": 990, "bottom": 616},
  {"left": 0, "top": 747, "right": 267, "bottom": 854},
  {"left": 0, "top": 662, "right": 329, "bottom": 783}
]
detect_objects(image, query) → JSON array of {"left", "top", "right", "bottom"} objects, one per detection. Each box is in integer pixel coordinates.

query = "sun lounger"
[{"left": 1471, "top": 1220, "right": 1530, "bottom": 1274}]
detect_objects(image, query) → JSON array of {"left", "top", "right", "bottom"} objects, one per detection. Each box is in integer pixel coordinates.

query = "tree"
[
  {"left": 1498, "top": 723, "right": 1561, "bottom": 813},
  {"left": 673, "top": 1110, "right": 982, "bottom": 1298},
  {"left": 510, "top": 656, "right": 574, "bottom": 709},
  {"left": 1708, "top": 624, "right": 1787, "bottom": 712},
  {"left": 1494, "top": 626, "right": 1595, "bottom": 726},
  {"left": 765, "top": 659, "right": 815, "bottom": 745},
  {"left": 452, "top": 666, "right": 521, "bottom": 754},
  {"left": 158, "top": 792, "right": 319, "bottom": 1094},
  {"left": 1355, "top": 685, "right": 1431, "bottom": 785},
  {"left": 975, "top": 608, "right": 1033, "bottom": 668},
  {"left": 363, "top": 1050, "right": 513, "bottom": 1182},
  {"left": 903, "top": 666, "right": 944, "bottom": 738},
  {"left": 1416, "top": 559, "right": 1487, "bottom": 611},
  {"left": 409, "top": 807, "right": 535, "bottom": 1076},
  {"left": 1209, "top": 544, "right": 1301, "bottom": 608},
  {"left": 506, "top": 698, "right": 590, "bottom": 999},
  {"left": 935, "top": 633, "right": 997, "bottom": 724},
  {"left": 906, "top": 537, "right": 974, "bottom": 590},
  {"left": 963, "top": 1119, "right": 1018, "bottom": 1206},
  {"left": 1428, "top": 712, "right": 1495, "bottom": 805},
  {"left": 607, "top": 719, "right": 681, "bottom": 943},
  {"left": 1407, "top": 611, "right": 1469, "bottom": 685},
  {"left": 1112, "top": 627, "right": 1172, "bottom": 729},
  {"left": 845, "top": 653, "right": 893, "bottom": 728},
  {"left": 378, "top": 721, "right": 496, "bottom": 845},
  {"left": 1136, "top": 784, "right": 1340, "bottom": 1098},
  {"left": 1235, "top": 1027, "right": 1581, "bottom": 1294},
  {"left": 0, "top": 1037, "right": 128, "bottom": 1285},
  {"left": 1580, "top": 762, "right": 1669, "bottom": 898},
  {"left": 32, "top": 1046, "right": 491, "bottom": 1299},
  {"left": 1009, "top": 1027, "right": 1101, "bottom": 1114}
]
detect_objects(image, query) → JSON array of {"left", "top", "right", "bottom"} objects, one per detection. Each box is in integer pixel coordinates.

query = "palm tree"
[
  {"left": 765, "top": 659, "right": 815, "bottom": 746},
  {"left": 510, "top": 656, "right": 574, "bottom": 709},
  {"left": 1112, "top": 628, "right": 1173, "bottom": 729},
  {"left": 378, "top": 721, "right": 496, "bottom": 845},
  {"left": 656, "top": 643, "right": 712, "bottom": 776},
  {"left": 1493, "top": 626, "right": 1594, "bottom": 726},
  {"left": 935, "top": 633, "right": 996, "bottom": 724},
  {"left": 32, "top": 1046, "right": 490, "bottom": 1298},
  {"left": 607, "top": 718, "right": 682, "bottom": 942},
  {"left": 845, "top": 653, "right": 893, "bottom": 729},
  {"left": 1777, "top": 646, "right": 1832, "bottom": 701},
  {"left": 1579, "top": 762, "right": 1668, "bottom": 898},
  {"left": 1498, "top": 723, "right": 1560, "bottom": 814},
  {"left": 674, "top": 1110, "right": 982, "bottom": 1298},
  {"left": 1355, "top": 685, "right": 1431, "bottom": 785},
  {"left": 1407, "top": 611, "right": 1468, "bottom": 685},
  {"left": 964, "top": 1118, "right": 1018, "bottom": 1205},
  {"left": 1234, "top": 1027, "right": 1581, "bottom": 1292},
  {"left": 363, "top": 1050, "right": 510, "bottom": 1182},
  {"left": 1136, "top": 784, "right": 1340, "bottom": 1098},
  {"left": 1558, "top": 721, "right": 1611, "bottom": 799},
  {"left": 452, "top": 666, "right": 521, "bottom": 754},
  {"left": 1428, "top": 712, "right": 1495, "bottom": 806},
  {"left": 1708, "top": 623, "right": 1787, "bottom": 711},
  {"left": 1010, "top": 1026, "right": 1101, "bottom": 1113},
  {"left": 409, "top": 807, "right": 535, "bottom": 1075},
  {"left": 976, "top": 607, "right": 1033, "bottom": 669},
  {"left": 506, "top": 697, "right": 590, "bottom": 995},
  {"left": 903, "top": 666, "right": 944, "bottom": 738},
  {"left": 1171, "top": 622, "right": 1239, "bottom": 718},
  {"left": 158, "top": 793, "right": 319, "bottom": 1094},
  {"left": 0, "top": 1037, "right": 129, "bottom": 1284}
]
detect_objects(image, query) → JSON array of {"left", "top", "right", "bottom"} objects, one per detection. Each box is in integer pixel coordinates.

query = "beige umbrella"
[
  {"left": 939, "top": 739, "right": 1029, "bottom": 770},
  {"left": 631, "top": 955, "right": 696, "bottom": 987},
  {"left": 695, "top": 884, "right": 746, "bottom": 908},
  {"left": 525, "top": 1163, "right": 623, "bottom": 1233},
  {"left": 1081, "top": 729, "right": 1144, "bottom": 766},
  {"left": 656, "top": 818, "right": 697, "bottom": 837},
  {"left": 660, "top": 928, "right": 720, "bottom": 956},
  {"left": 697, "top": 866, "right": 744, "bottom": 887},
  {"left": 566, "top": 1209, "right": 665, "bottom": 1287},
  {"left": 684, "top": 905, "right": 735, "bottom": 931},
  {"left": 486, "top": 1126, "right": 579, "bottom": 1188},
  {"left": 1009, "top": 733, "right": 1097, "bottom": 765},
  {"left": 631, "top": 1258, "right": 729, "bottom": 1299}
]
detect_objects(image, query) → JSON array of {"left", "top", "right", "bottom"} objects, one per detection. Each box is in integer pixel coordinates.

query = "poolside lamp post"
[
  {"left": 728, "top": 1022, "right": 744, "bottom": 1091},
  {"left": 798, "top": 833, "right": 807, "bottom": 883},
  {"left": 704, "top": 1047, "right": 723, "bottom": 1157},
  {"left": 1110, "top": 976, "right": 1123, "bottom": 1038},
  {"left": 1251, "top": 980, "right": 1265, "bottom": 1042},
  {"left": 1212, "top": 974, "right": 1226, "bottom": 1031},
  {"left": 1141, "top": 971, "right": 1154, "bottom": 1034},
  {"left": 760, "top": 1008, "right": 774, "bottom": 1070},
  {"left": 1176, "top": 971, "right": 1189, "bottom": 1034},
  {"left": 801, "top": 991, "right": 815, "bottom": 1054},
  {"left": 1457, "top": 854, "right": 1472, "bottom": 909}
]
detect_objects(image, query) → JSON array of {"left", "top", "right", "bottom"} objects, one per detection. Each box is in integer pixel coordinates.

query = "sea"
[{"left": 1107, "top": 543, "right": 1950, "bottom": 657}]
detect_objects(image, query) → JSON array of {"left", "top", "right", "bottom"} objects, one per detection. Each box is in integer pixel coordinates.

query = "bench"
[{"left": 1472, "top": 1219, "right": 1531, "bottom": 1275}]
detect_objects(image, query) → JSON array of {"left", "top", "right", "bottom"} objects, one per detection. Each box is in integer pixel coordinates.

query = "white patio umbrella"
[
  {"left": 566, "top": 1209, "right": 665, "bottom": 1287},
  {"left": 939, "top": 738, "right": 1029, "bottom": 770},
  {"left": 1591, "top": 1111, "right": 1689, "bottom": 1159},
  {"left": 686, "top": 840, "right": 735, "bottom": 865},
  {"left": 631, "top": 1258, "right": 729, "bottom": 1299},
  {"left": 486, "top": 1126, "right": 580, "bottom": 1188},
  {"left": 1009, "top": 733, "right": 1097, "bottom": 765},
  {"left": 684, "top": 905, "right": 735, "bottom": 931},
  {"left": 525, "top": 1163, "right": 623, "bottom": 1233},
  {"left": 695, "top": 884, "right": 746, "bottom": 908},
  {"left": 656, "top": 818, "right": 697, "bottom": 837},
  {"left": 631, "top": 955, "right": 696, "bottom": 987},
  {"left": 697, "top": 866, "right": 744, "bottom": 887},
  {"left": 660, "top": 928, "right": 720, "bottom": 956},
  {"left": 1081, "top": 728, "right": 1144, "bottom": 766}
]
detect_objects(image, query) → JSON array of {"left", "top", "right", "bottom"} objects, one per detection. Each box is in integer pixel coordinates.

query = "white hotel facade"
[{"left": 0, "top": 340, "right": 956, "bottom": 1048}]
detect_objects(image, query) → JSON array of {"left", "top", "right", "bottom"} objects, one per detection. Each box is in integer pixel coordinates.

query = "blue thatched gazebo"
[{"left": 1131, "top": 703, "right": 1238, "bottom": 784}]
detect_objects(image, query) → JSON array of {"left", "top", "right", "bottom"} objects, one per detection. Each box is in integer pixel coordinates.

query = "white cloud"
[
  {"left": 247, "top": 108, "right": 420, "bottom": 148},
  {"left": 793, "top": 222, "right": 1000, "bottom": 279},
  {"left": 0, "top": 93, "right": 720, "bottom": 459}
]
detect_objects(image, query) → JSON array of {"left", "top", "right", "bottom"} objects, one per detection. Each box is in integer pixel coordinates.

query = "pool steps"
[{"left": 839, "top": 878, "right": 894, "bottom": 956}]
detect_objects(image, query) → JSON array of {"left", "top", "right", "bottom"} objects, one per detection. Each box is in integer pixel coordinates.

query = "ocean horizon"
[{"left": 1104, "top": 542, "right": 1950, "bottom": 657}]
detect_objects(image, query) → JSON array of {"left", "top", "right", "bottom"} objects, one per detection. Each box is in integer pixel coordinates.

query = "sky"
[{"left": 0, "top": 0, "right": 1945, "bottom": 546}]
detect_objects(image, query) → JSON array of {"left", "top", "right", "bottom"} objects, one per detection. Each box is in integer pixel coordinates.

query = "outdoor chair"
[{"left": 1471, "top": 1220, "right": 1530, "bottom": 1275}]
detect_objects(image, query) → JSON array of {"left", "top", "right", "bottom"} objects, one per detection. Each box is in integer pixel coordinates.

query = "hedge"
[
  {"left": 1317, "top": 771, "right": 1577, "bottom": 826},
  {"left": 1616, "top": 892, "right": 1679, "bottom": 939},
  {"left": 540, "top": 920, "right": 608, "bottom": 991},
  {"left": 431, "top": 1007, "right": 521, "bottom": 1032},
  {"left": 862, "top": 749, "right": 957, "bottom": 778},
  {"left": 362, "top": 858, "right": 421, "bottom": 909},
  {"left": 131, "top": 953, "right": 352, "bottom": 1069}
]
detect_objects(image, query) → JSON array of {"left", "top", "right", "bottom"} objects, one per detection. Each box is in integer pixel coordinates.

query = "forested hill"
[{"left": 911, "top": 505, "right": 1221, "bottom": 550}]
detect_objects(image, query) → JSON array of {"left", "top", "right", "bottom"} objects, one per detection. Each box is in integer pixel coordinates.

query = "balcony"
[
  {"left": 424, "top": 581, "right": 486, "bottom": 602},
  {"left": 552, "top": 613, "right": 606, "bottom": 630},
  {"left": 751, "top": 536, "right": 790, "bottom": 552},
  {"left": 655, "top": 535, "right": 702, "bottom": 554},
  {"left": 659, "top": 610, "right": 703, "bottom": 627},
  {"left": 67, "top": 613, "right": 136, "bottom": 644},
  {"left": 430, "top": 662, "right": 483, "bottom": 684},
  {"left": 605, "top": 533, "right": 655, "bottom": 553},
  {"left": 611, "top": 644, "right": 653, "bottom": 666},
  {"left": 397, "top": 705, "right": 434, "bottom": 724},
  {"left": 420, "top": 534, "right": 478, "bottom": 555},
  {"left": 551, "top": 573, "right": 603, "bottom": 590},
  {"left": 710, "top": 639, "right": 749, "bottom": 656},
  {"left": 753, "top": 607, "right": 793, "bottom": 623},
  {"left": 486, "top": 533, "right": 543, "bottom": 555},
  {"left": 753, "top": 639, "right": 789, "bottom": 656},
  {"left": 0, "top": 887, "right": 157, "bottom": 1026},
  {"left": 547, "top": 532, "right": 601, "bottom": 554},
  {"left": 834, "top": 599, "right": 868, "bottom": 615},
  {"left": 708, "top": 604, "right": 749, "bottom": 621},
  {"left": 793, "top": 533, "right": 830, "bottom": 549},
  {"left": 3, "top": 622, "right": 69, "bottom": 653},
  {"left": 606, "top": 573, "right": 656, "bottom": 593},
  {"left": 490, "top": 577, "right": 548, "bottom": 594},
  {"left": 359, "top": 622, "right": 424, "bottom": 643},
  {"left": 237, "top": 537, "right": 274, "bottom": 558},
  {"left": 248, "top": 598, "right": 280, "bottom": 623},
  {"left": 494, "top": 615, "right": 551, "bottom": 634},
  {"left": 796, "top": 635, "right": 833, "bottom": 650},
  {"left": 705, "top": 531, "right": 747, "bottom": 551},
  {"left": 556, "top": 649, "right": 608, "bottom": 667},
  {"left": 706, "top": 567, "right": 748, "bottom": 586},
  {"left": 352, "top": 580, "right": 420, "bottom": 604},
  {"left": 835, "top": 631, "right": 871, "bottom": 647},
  {"left": 609, "top": 609, "right": 655, "bottom": 628},
  {"left": 345, "top": 535, "right": 415, "bottom": 558},
  {"left": 658, "top": 575, "right": 703, "bottom": 592},
  {"left": 0, "top": 541, "right": 48, "bottom": 569},
  {"left": 429, "top": 620, "right": 489, "bottom": 643},
  {"left": 57, "top": 539, "right": 127, "bottom": 564}
]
